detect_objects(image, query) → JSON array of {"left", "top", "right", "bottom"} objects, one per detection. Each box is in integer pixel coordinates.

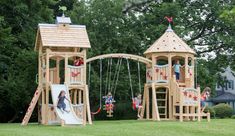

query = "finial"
[
  {"left": 164, "top": 16, "right": 173, "bottom": 32},
  {"left": 59, "top": 6, "right": 67, "bottom": 17}
]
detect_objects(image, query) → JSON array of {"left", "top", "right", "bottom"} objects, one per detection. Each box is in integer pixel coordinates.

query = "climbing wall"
[{"left": 21, "top": 87, "right": 41, "bottom": 125}]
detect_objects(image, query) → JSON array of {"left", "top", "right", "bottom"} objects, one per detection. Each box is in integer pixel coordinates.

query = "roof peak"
[
  {"left": 166, "top": 24, "right": 173, "bottom": 32},
  {"left": 144, "top": 25, "right": 195, "bottom": 55}
]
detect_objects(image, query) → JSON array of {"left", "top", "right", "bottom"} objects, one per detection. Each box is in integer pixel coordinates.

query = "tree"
[{"left": 0, "top": 0, "right": 56, "bottom": 122}]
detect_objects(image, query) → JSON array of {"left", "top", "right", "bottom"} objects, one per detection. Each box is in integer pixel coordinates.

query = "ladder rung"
[
  {"left": 159, "top": 113, "right": 166, "bottom": 115},
  {"left": 157, "top": 99, "right": 166, "bottom": 101},
  {"left": 158, "top": 106, "right": 166, "bottom": 108},
  {"left": 156, "top": 92, "right": 166, "bottom": 94}
]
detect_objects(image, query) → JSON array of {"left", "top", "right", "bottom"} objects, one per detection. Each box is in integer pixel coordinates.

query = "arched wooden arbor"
[{"left": 86, "top": 53, "right": 152, "bottom": 66}]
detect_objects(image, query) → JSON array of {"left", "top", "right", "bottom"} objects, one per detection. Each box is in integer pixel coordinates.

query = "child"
[
  {"left": 56, "top": 90, "right": 70, "bottom": 114},
  {"left": 133, "top": 93, "right": 142, "bottom": 118},
  {"left": 201, "top": 87, "right": 211, "bottom": 112},
  {"left": 104, "top": 92, "right": 114, "bottom": 105},
  {"left": 173, "top": 60, "right": 184, "bottom": 82},
  {"left": 74, "top": 57, "right": 84, "bottom": 66},
  {"left": 103, "top": 92, "right": 115, "bottom": 111}
]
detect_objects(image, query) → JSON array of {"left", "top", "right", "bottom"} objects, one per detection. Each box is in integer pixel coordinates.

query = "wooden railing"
[
  {"left": 47, "top": 104, "right": 60, "bottom": 124},
  {"left": 46, "top": 104, "right": 84, "bottom": 124},
  {"left": 187, "top": 65, "right": 194, "bottom": 77},
  {"left": 154, "top": 64, "right": 169, "bottom": 83},
  {"left": 180, "top": 88, "right": 200, "bottom": 106},
  {"left": 146, "top": 64, "right": 169, "bottom": 83},
  {"left": 146, "top": 68, "right": 153, "bottom": 83},
  {"left": 67, "top": 65, "right": 84, "bottom": 85},
  {"left": 171, "top": 77, "right": 181, "bottom": 104},
  {"left": 72, "top": 104, "right": 83, "bottom": 119}
]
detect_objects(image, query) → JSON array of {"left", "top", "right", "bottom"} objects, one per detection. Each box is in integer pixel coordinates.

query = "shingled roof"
[
  {"left": 144, "top": 25, "right": 196, "bottom": 55},
  {"left": 210, "top": 92, "right": 235, "bottom": 102},
  {"left": 35, "top": 17, "right": 91, "bottom": 50}
]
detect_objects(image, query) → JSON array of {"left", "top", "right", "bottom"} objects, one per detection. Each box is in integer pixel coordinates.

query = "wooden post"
[
  {"left": 152, "top": 55, "right": 156, "bottom": 82},
  {"left": 179, "top": 89, "right": 183, "bottom": 122},
  {"left": 140, "top": 84, "right": 147, "bottom": 119},
  {"left": 152, "top": 83, "right": 160, "bottom": 121},
  {"left": 74, "top": 89, "right": 77, "bottom": 104},
  {"left": 85, "top": 85, "right": 92, "bottom": 124},
  {"left": 45, "top": 49, "right": 50, "bottom": 124},
  {"left": 79, "top": 90, "right": 82, "bottom": 104},
  {"left": 168, "top": 54, "right": 172, "bottom": 120},
  {"left": 83, "top": 49, "right": 87, "bottom": 85},
  {"left": 185, "top": 55, "right": 189, "bottom": 79},
  {"left": 197, "top": 86, "right": 201, "bottom": 122},
  {"left": 186, "top": 106, "right": 189, "bottom": 120},
  {"left": 38, "top": 47, "right": 42, "bottom": 124},
  {"left": 192, "top": 57, "right": 195, "bottom": 87},
  {"left": 56, "top": 58, "right": 60, "bottom": 84},
  {"left": 82, "top": 89, "right": 86, "bottom": 125},
  {"left": 64, "top": 55, "right": 69, "bottom": 84},
  {"left": 207, "top": 112, "right": 210, "bottom": 122},
  {"left": 146, "top": 86, "right": 150, "bottom": 120}
]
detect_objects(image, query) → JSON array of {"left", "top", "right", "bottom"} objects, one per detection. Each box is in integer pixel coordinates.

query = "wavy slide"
[{"left": 50, "top": 84, "right": 82, "bottom": 125}]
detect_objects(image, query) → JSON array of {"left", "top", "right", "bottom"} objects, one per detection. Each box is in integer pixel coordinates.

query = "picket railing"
[{"left": 67, "top": 65, "right": 84, "bottom": 85}]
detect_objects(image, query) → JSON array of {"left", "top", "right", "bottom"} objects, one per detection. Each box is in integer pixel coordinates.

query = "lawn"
[{"left": 0, "top": 119, "right": 235, "bottom": 136}]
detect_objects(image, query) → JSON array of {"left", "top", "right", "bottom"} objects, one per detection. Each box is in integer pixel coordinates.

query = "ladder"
[
  {"left": 156, "top": 88, "right": 168, "bottom": 119},
  {"left": 21, "top": 87, "right": 41, "bottom": 125}
]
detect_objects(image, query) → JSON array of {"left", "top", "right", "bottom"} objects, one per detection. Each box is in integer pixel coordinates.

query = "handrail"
[
  {"left": 67, "top": 65, "right": 84, "bottom": 69},
  {"left": 155, "top": 64, "right": 169, "bottom": 68},
  {"left": 86, "top": 53, "right": 152, "bottom": 65}
]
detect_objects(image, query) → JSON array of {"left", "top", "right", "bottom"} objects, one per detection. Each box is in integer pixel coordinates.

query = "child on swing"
[
  {"left": 133, "top": 93, "right": 142, "bottom": 118},
  {"left": 201, "top": 87, "right": 211, "bottom": 112},
  {"left": 103, "top": 92, "right": 115, "bottom": 111},
  {"left": 56, "top": 90, "right": 70, "bottom": 114},
  {"left": 104, "top": 92, "right": 115, "bottom": 105}
]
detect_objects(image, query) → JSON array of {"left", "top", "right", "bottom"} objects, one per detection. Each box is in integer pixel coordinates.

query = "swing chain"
[
  {"left": 126, "top": 58, "right": 134, "bottom": 99},
  {"left": 137, "top": 61, "right": 142, "bottom": 93},
  {"left": 99, "top": 58, "right": 102, "bottom": 107},
  {"left": 113, "top": 58, "right": 122, "bottom": 99}
]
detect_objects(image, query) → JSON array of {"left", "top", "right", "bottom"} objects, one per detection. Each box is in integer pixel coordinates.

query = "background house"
[{"left": 209, "top": 67, "right": 235, "bottom": 112}]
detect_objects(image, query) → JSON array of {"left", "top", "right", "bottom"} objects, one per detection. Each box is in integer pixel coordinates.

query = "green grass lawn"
[{"left": 0, "top": 119, "right": 235, "bottom": 136}]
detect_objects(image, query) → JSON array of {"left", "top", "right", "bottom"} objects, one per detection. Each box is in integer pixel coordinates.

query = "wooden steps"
[{"left": 156, "top": 88, "right": 168, "bottom": 119}]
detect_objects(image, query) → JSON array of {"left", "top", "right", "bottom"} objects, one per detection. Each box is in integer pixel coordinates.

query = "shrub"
[
  {"left": 231, "top": 115, "right": 235, "bottom": 119},
  {"left": 212, "top": 104, "right": 233, "bottom": 118},
  {"left": 204, "top": 106, "right": 215, "bottom": 118}
]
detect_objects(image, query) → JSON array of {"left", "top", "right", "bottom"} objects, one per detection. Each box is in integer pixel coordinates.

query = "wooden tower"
[
  {"left": 140, "top": 25, "right": 209, "bottom": 121},
  {"left": 22, "top": 15, "right": 92, "bottom": 125}
]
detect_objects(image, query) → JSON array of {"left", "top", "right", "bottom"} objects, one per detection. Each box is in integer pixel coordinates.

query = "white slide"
[{"left": 50, "top": 84, "right": 83, "bottom": 125}]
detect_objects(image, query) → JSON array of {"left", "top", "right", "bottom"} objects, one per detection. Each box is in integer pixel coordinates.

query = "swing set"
[{"left": 88, "top": 57, "right": 142, "bottom": 117}]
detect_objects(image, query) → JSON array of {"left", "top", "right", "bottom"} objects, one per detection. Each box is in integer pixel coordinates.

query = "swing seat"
[
  {"left": 107, "top": 114, "right": 113, "bottom": 117},
  {"left": 132, "top": 101, "right": 137, "bottom": 110},
  {"left": 106, "top": 110, "right": 113, "bottom": 113},
  {"left": 105, "top": 103, "right": 114, "bottom": 111}
]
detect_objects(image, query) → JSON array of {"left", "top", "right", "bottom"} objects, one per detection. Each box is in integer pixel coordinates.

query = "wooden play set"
[{"left": 21, "top": 15, "right": 210, "bottom": 126}]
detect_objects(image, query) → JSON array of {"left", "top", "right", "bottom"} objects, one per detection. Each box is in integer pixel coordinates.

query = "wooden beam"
[
  {"left": 83, "top": 89, "right": 87, "bottom": 125},
  {"left": 85, "top": 85, "right": 92, "bottom": 124},
  {"left": 86, "top": 53, "right": 152, "bottom": 65},
  {"left": 146, "top": 86, "right": 150, "bottom": 120},
  {"left": 45, "top": 49, "right": 50, "bottom": 124},
  {"left": 197, "top": 87, "right": 201, "bottom": 122},
  {"left": 152, "top": 83, "right": 160, "bottom": 121},
  {"left": 140, "top": 84, "right": 147, "bottom": 119}
]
